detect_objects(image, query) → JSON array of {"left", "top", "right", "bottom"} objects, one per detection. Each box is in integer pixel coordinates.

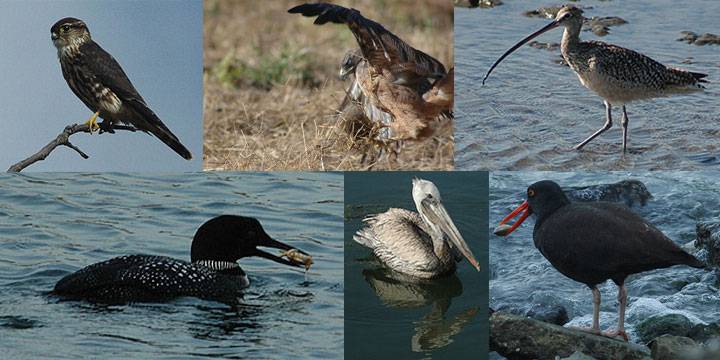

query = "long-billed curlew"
[{"left": 483, "top": 5, "right": 708, "bottom": 153}]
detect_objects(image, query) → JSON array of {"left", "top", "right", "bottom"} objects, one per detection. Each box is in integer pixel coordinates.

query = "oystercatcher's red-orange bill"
[{"left": 494, "top": 200, "right": 531, "bottom": 236}]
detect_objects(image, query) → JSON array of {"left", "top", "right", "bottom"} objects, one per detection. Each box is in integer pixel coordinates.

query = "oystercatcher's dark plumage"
[{"left": 495, "top": 180, "right": 704, "bottom": 341}]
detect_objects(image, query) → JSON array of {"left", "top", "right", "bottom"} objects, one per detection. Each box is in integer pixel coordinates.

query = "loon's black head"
[{"left": 190, "top": 215, "right": 310, "bottom": 268}]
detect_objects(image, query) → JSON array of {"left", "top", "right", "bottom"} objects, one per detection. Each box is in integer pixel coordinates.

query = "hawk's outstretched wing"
[{"left": 289, "top": 2, "right": 446, "bottom": 85}]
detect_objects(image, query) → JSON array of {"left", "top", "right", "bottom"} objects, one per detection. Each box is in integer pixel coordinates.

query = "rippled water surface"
[
  {"left": 0, "top": 172, "right": 343, "bottom": 359},
  {"left": 345, "top": 172, "right": 488, "bottom": 359},
  {"left": 490, "top": 172, "right": 719, "bottom": 355},
  {"left": 456, "top": 0, "right": 720, "bottom": 170}
]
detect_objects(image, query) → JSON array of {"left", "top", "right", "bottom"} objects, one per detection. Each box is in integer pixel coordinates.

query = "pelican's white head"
[
  {"left": 410, "top": 178, "right": 480, "bottom": 271},
  {"left": 412, "top": 178, "right": 441, "bottom": 215}
]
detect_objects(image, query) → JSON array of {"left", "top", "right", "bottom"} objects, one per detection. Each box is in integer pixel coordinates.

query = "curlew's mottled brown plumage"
[
  {"left": 289, "top": 3, "right": 453, "bottom": 142},
  {"left": 484, "top": 5, "right": 707, "bottom": 153}
]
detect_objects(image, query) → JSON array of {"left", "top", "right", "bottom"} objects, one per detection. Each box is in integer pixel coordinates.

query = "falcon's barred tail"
[{"left": 128, "top": 99, "right": 192, "bottom": 160}]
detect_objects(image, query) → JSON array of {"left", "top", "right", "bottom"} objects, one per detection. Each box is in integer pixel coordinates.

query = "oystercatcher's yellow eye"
[{"left": 528, "top": 188, "right": 535, "bottom": 197}]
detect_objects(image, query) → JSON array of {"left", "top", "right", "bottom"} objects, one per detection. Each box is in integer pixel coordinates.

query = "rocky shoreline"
[{"left": 490, "top": 312, "right": 720, "bottom": 360}]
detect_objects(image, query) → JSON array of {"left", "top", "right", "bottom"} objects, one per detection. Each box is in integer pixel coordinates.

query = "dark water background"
[
  {"left": 0, "top": 172, "right": 343, "bottom": 359},
  {"left": 489, "top": 172, "right": 719, "bottom": 358},
  {"left": 456, "top": 0, "right": 719, "bottom": 170},
  {"left": 345, "top": 172, "right": 488, "bottom": 359}
]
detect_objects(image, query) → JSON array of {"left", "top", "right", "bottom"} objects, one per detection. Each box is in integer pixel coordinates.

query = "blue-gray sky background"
[{"left": 0, "top": 0, "right": 203, "bottom": 172}]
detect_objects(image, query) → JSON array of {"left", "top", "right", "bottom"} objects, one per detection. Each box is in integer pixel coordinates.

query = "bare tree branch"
[{"left": 7, "top": 123, "right": 138, "bottom": 173}]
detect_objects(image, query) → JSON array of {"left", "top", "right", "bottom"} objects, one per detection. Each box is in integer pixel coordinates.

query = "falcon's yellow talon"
[{"left": 84, "top": 112, "right": 100, "bottom": 134}]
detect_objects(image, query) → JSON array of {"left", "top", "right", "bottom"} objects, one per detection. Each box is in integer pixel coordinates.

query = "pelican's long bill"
[
  {"left": 482, "top": 19, "right": 561, "bottom": 85},
  {"left": 420, "top": 197, "right": 481, "bottom": 271},
  {"left": 494, "top": 200, "right": 532, "bottom": 237}
]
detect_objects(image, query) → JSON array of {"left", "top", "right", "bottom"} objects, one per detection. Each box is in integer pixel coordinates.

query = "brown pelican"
[{"left": 353, "top": 178, "right": 480, "bottom": 278}]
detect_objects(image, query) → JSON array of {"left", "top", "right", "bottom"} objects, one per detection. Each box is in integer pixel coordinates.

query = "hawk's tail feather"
[
  {"left": 129, "top": 99, "right": 192, "bottom": 160},
  {"left": 151, "top": 126, "right": 193, "bottom": 160}
]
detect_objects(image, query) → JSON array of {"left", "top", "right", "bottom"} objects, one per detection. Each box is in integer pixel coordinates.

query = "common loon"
[{"left": 53, "top": 215, "right": 311, "bottom": 305}]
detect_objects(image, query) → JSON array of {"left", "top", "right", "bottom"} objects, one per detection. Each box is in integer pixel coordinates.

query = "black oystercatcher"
[{"left": 494, "top": 180, "right": 704, "bottom": 341}]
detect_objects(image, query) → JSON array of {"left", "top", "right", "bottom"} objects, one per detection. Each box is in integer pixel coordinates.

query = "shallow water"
[
  {"left": 456, "top": 0, "right": 720, "bottom": 170},
  {"left": 0, "top": 172, "right": 343, "bottom": 359},
  {"left": 344, "top": 172, "right": 488, "bottom": 359},
  {"left": 489, "top": 172, "right": 719, "bottom": 355}
]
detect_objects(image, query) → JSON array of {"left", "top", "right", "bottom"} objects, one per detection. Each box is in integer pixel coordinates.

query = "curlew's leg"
[
  {"left": 575, "top": 101, "right": 613, "bottom": 150},
  {"left": 603, "top": 284, "right": 629, "bottom": 341},
  {"left": 621, "top": 106, "right": 629, "bottom": 153}
]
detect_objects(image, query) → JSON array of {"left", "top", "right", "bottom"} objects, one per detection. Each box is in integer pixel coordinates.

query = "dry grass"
[{"left": 203, "top": 0, "right": 454, "bottom": 171}]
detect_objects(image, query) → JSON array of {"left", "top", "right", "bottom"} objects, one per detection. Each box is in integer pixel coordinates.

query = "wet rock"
[
  {"left": 688, "top": 322, "right": 720, "bottom": 343},
  {"left": 560, "top": 351, "right": 596, "bottom": 360},
  {"left": 695, "top": 221, "right": 720, "bottom": 267},
  {"left": 566, "top": 179, "right": 652, "bottom": 207},
  {"left": 528, "top": 41, "right": 560, "bottom": 51},
  {"left": 584, "top": 16, "right": 627, "bottom": 36},
  {"left": 526, "top": 303, "right": 569, "bottom": 326},
  {"left": 649, "top": 335, "right": 697, "bottom": 360},
  {"left": 648, "top": 335, "right": 720, "bottom": 360},
  {"left": 636, "top": 314, "right": 694, "bottom": 343},
  {"left": 496, "top": 303, "right": 569, "bottom": 326},
  {"left": 677, "top": 31, "right": 720, "bottom": 46},
  {"left": 490, "top": 312, "right": 651, "bottom": 360},
  {"left": 523, "top": 6, "right": 563, "bottom": 19},
  {"left": 454, "top": 0, "right": 502, "bottom": 8},
  {"left": 523, "top": 7, "right": 626, "bottom": 36}
]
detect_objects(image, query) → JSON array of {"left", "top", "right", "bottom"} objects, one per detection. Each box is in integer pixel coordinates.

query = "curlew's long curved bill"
[
  {"left": 493, "top": 200, "right": 531, "bottom": 236},
  {"left": 421, "top": 198, "right": 481, "bottom": 271},
  {"left": 482, "top": 20, "right": 561, "bottom": 85}
]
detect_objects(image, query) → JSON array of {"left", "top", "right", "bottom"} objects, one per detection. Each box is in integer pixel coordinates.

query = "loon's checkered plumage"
[{"left": 53, "top": 216, "right": 310, "bottom": 305}]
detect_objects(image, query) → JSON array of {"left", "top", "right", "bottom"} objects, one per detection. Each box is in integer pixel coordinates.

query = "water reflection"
[{"left": 362, "top": 267, "right": 479, "bottom": 352}]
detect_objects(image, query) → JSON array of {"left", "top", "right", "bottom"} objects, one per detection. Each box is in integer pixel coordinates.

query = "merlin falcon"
[{"left": 51, "top": 17, "right": 192, "bottom": 160}]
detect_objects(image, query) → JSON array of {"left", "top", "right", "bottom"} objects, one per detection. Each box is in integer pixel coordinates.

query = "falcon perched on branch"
[
  {"left": 51, "top": 17, "right": 192, "bottom": 160},
  {"left": 289, "top": 2, "right": 454, "bottom": 143}
]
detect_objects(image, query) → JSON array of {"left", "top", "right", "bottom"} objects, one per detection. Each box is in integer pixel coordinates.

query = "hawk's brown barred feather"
[
  {"left": 289, "top": 2, "right": 453, "bottom": 142},
  {"left": 289, "top": 3, "right": 445, "bottom": 83},
  {"left": 51, "top": 17, "right": 192, "bottom": 160}
]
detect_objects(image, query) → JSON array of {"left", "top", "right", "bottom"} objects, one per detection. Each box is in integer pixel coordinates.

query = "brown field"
[{"left": 203, "top": 0, "right": 454, "bottom": 171}]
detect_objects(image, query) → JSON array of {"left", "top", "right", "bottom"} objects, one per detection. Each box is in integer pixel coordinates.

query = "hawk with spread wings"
[{"left": 289, "top": 2, "right": 453, "bottom": 144}]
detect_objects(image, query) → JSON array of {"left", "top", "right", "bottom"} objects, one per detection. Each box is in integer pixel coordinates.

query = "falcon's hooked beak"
[{"left": 51, "top": 32, "right": 59, "bottom": 41}]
